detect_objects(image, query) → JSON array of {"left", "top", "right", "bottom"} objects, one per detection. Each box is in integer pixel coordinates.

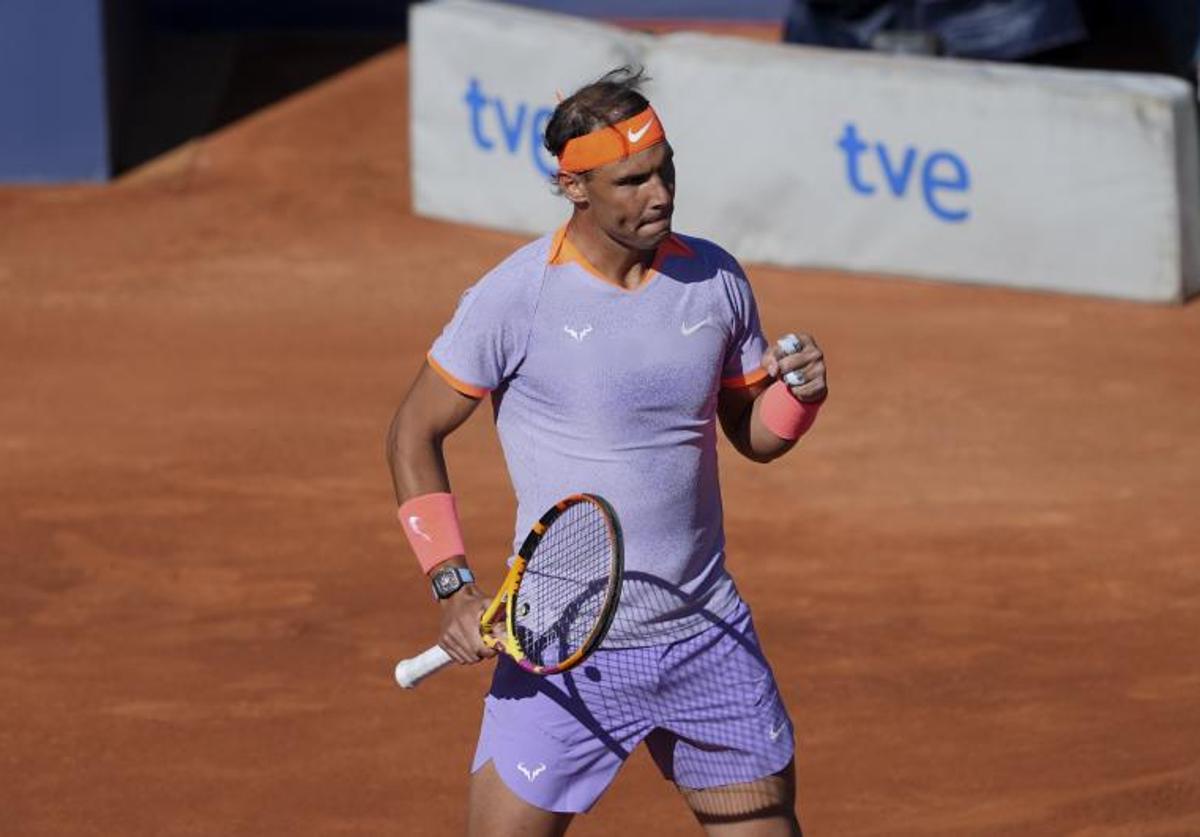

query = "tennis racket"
[{"left": 394, "top": 493, "right": 623, "bottom": 689}]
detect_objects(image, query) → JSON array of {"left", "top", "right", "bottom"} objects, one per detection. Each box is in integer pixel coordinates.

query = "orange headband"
[{"left": 557, "top": 106, "right": 666, "bottom": 173}]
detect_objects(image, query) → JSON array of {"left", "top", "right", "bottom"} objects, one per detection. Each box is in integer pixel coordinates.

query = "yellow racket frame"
[{"left": 478, "top": 493, "right": 622, "bottom": 675}]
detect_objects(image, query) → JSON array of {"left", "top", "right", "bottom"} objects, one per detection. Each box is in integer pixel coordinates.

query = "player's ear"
[{"left": 557, "top": 170, "right": 589, "bottom": 207}]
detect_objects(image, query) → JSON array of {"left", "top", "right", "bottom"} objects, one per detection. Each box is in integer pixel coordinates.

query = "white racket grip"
[{"left": 394, "top": 645, "right": 453, "bottom": 689}]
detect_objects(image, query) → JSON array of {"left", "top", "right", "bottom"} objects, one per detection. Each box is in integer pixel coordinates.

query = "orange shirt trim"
[
  {"left": 548, "top": 226, "right": 694, "bottom": 292},
  {"left": 426, "top": 352, "right": 488, "bottom": 398},
  {"left": 720, "top": 367, "right": 769, "bottom": 390}
]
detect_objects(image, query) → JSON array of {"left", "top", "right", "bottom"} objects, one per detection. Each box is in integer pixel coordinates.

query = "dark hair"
[{"left": 543, "top": 66, "right": 651, "bottom": 165}]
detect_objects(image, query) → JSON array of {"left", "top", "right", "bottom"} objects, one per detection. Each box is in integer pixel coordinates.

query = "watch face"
[{"left": 434, "top": 568, "right": 461, "bottom": 597}]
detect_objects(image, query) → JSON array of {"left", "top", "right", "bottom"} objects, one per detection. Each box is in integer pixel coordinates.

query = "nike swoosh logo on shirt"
[
  {"left": 627, "top": 118, "right": 654, "bottom": 143},
  {"left": 769, "top": 721, "right": 787, "bottom": 741},
  {"left": 681, "top": 317, "right": 711, "bottom": 336}
]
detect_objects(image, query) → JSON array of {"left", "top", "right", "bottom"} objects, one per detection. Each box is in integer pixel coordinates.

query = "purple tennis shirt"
[{"left": 429, "top": 226, "right": 769, "bottom": 647}]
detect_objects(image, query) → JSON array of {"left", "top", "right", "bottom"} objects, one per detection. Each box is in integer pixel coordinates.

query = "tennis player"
[{"left": 387, "top": 67, "right": 828, "bottom": 836}]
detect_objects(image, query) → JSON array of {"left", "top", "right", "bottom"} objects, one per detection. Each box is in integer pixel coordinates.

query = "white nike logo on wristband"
[{"left": 407, "top": 515, "right": 433, "bottom": 542}]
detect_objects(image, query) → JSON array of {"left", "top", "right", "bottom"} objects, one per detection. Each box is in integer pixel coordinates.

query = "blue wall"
[
  {"left": 0, "top": 1, "right": 111, "bottom": 182},
  {"left": 144, "top": 0, "right": 409, "bottom": 29},
  {"left": 0, "top": 0, "right": 411, "bottom": 183}
]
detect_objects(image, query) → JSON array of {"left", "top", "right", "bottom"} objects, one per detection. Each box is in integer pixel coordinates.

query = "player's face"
[{"left": 583, "top": 142, "right": 676, "bottom": 251}]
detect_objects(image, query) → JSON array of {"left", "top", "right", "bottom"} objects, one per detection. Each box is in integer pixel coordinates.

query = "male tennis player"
[{"left": 388, "top": 67, "right": 827, "bottom": 836}]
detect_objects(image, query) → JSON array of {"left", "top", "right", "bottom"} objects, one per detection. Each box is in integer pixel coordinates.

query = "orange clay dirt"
[{"left": 3, "top": 46, "right": 1200, "bottom": 837}]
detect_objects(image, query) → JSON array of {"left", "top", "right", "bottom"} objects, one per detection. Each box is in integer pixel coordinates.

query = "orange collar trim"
[{"left": 548, "top": 226, "right": 693, "bottom": 291}]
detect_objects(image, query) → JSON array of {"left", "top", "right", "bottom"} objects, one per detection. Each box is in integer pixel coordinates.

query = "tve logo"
[
  {"left": 837, "top": 122, "right": 971, "bottom": 223},
  {"left": 464, "top": 78, "right": 557, "bottom": 178}
]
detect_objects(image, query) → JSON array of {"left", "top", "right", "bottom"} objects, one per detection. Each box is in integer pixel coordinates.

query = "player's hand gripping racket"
[{"left": 395, "top": 493, "right": 623, "bottom": 688}]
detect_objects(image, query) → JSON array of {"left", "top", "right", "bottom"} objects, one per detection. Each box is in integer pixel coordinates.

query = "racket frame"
[{"left": 481, "top": 493, "right": 623, "bottom": 676}]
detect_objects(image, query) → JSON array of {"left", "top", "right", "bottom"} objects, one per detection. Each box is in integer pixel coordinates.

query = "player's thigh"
[
  {"left": 678, "top": 759, "right": 801, "bottom": 837},
  {"left": 468, "top": 760, "right": 574, "bottom": 837}
]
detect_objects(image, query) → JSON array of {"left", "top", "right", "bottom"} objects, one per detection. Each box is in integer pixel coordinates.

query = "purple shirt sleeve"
[
  {"left": 719, "top": 259, "right": 769, "bottom": 386},
  {"left": 429, "top": 265, "right": 535, "bottom": 396}
]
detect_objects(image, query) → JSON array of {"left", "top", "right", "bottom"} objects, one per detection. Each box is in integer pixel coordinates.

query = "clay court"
[{"left": 3, "top": 46, "right": 1200, "bottom": 835}]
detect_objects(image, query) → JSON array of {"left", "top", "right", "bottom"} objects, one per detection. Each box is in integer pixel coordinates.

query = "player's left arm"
[{"left": 717, "top": 332, "right": 828, "bottom": 463}]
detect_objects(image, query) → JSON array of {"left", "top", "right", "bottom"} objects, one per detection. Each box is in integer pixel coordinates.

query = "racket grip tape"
[{"left": 394, "top": 644, "right": 453, "bottom": 689}]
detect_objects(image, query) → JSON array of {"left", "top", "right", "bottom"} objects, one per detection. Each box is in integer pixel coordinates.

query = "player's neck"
[{"left": 565, "top": 217, "right": 655, "bottom": 290}]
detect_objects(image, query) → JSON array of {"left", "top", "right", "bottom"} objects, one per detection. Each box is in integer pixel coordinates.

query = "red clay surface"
[{"left": 3, "top": 46, "right": 1200, "bottom": 836}]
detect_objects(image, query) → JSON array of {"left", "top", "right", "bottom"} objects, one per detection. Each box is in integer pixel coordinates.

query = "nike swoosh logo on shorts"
[
  {"left": 681, "top": 317, "right": 710, "bottom": 336},
  {"left": 769, "top": 721, "right": 787, "bottom": 741},
  {"left": 627, "top": 118, "right": 654, "bottom": 143}
]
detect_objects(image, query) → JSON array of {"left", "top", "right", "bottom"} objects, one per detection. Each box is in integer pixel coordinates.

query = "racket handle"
[{"left": 394, "top": 644, "right": 453, "bottom": 689}]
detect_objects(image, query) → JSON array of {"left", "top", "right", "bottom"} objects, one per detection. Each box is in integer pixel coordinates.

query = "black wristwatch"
[{"left": 430, "top": 565, "right": 475, "bottom": 600}]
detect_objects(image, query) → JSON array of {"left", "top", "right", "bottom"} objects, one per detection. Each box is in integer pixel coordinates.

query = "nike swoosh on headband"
[{"left": 627, "top": 118, "right": 654, "bottom": 143}]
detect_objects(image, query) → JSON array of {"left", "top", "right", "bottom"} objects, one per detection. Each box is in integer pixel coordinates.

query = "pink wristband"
[
  {"left": 397, "top": 492, "right": 468, "bottom": 573},
  {"left": 760, "top": 380, "right": 823, "bottom": 441}
]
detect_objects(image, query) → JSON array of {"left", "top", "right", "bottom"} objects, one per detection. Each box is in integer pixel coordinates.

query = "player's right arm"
[{"left": 386, "top": 362, "right": 496, "bottom": 665}]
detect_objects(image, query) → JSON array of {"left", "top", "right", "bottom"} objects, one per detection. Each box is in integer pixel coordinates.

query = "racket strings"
[{"left": 513, "top": 500, "right": 615, "bottom": 668}]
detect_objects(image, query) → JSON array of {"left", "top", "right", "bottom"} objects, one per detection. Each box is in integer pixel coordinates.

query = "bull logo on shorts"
[{"left": 517, "top": 761, "right": 547, "bottom": 782}]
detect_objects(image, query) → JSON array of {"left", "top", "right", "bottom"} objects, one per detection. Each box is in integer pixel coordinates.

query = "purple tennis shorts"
[{"left": 471, "top": 600, "right": 794, "bottom": 813}]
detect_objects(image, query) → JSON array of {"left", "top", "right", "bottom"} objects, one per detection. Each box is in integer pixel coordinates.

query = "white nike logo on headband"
[{"left": 627, "top": 118, "right": 654, "bottom": 143}]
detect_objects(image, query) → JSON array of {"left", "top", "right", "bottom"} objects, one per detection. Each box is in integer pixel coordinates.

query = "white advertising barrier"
[
  {"left": 411, "top": 0, "right": 1200, "bottom": 302},
  {"left": 411, "top": 0, "right": 648, "bottom": 234},
  {"left": 653, "top": 34, "right": 1200, "bottom": 302}
]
